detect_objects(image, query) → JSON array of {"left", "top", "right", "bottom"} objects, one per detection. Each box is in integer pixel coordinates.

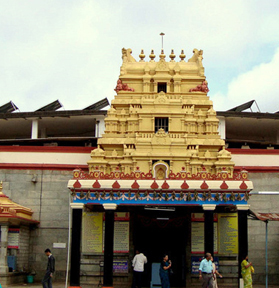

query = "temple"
[
  {"left": 0, "top": 181, "right": 39, "bottom": 285},
  {"left": 67, "top": 48, "right": 253, "bottom": 287}
]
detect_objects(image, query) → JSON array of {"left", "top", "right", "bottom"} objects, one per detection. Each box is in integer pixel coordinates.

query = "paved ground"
[{"left": 4, "top": 284, "right": 279, "bottom": 288}]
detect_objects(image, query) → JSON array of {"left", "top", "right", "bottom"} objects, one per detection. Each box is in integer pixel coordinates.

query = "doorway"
[{"left": 133, "top": 209, "right": 188, "bottom": 287}]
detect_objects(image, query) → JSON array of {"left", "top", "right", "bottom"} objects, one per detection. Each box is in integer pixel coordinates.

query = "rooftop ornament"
[
  {"left": 189, "top": 80, "right": 209, "bottom": 93},
  {"left": 114, "top": 79, "right": 135, "bottom": 93}
]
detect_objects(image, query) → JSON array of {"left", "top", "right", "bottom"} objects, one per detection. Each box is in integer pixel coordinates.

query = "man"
[
  {"left": 199, "top": 252, "right": 214, "bottom": 288},
  {"left": 132, "top": 249, "right": 147, "bottom": 288},
  {"left": 42, "top": 248, "right": 55, "bottom": 288}
]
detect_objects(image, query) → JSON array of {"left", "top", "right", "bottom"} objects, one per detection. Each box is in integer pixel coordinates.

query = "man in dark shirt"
[{"left": 42, "top": 248, "right": 55, "bottom": 288}]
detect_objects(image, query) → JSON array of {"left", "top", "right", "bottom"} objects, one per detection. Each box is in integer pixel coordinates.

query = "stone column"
[
  {"left": 103, "top": 203, "right": 117, "bottom": 288},
  {"left": 0, "top": 225, "right": 9, "bottom": 273},
  {"left": 202, "top": 204, "right": 216, "bottom": 256},
  {"left": 69, "top": 203, "right": 84, "bottom": 287},
  {"left": 236, "top": 204, "right": 250, "bottom": 279}
]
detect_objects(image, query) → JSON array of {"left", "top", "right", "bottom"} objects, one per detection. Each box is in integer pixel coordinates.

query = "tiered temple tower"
[{"left": 88, "top": 48, "right": 234, "bottom": 178}]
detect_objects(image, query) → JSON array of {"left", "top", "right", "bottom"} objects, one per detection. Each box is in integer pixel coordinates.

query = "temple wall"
[
  {"left": 248, "top": 172, "right": 279, "bottom": 284},
  {"left": 0, "top": 169, "right": 71, "bottom": 281},
  {"left": 1, "top": 158, "right": 279, "bottom": 285},
  {"left": 17, "top": 226, "right": 30, "bottom": 272}
]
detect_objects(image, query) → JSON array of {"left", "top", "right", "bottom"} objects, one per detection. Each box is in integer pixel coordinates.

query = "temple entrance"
[{"left": 133, "top": 209, "right": 188, "bottom": 287}]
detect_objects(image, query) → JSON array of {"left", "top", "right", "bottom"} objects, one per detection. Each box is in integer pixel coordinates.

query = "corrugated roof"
[{"left": 249, "top": 210, "right": 279, "bottom": 221}]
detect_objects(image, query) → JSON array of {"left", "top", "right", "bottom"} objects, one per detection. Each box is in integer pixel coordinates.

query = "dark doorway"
[{"left": 133, "top": 210, "right": 188, "bottom": 287}]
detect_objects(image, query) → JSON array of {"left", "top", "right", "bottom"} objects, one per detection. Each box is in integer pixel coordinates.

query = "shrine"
[{"left": 67, "top": 48, "right": 253, "bottom": 287}]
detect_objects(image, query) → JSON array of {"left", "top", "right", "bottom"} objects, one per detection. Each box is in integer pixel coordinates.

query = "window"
[
  {"left": 155, "top": 117, "right": 169, "bottom": 133},
  {"left": 157, "top": 83, "right": 167, "bottom": 93}
]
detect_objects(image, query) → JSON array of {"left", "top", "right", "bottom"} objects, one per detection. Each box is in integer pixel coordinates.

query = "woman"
[
  {"left": 159, "top": 254, "right": 172, "bottom": 288},
  {"left": 241, "top": 255, "right": 253, "bottom": 288},
  {"left": 211, "top": 256, "right": 222, "bottom": 288}
]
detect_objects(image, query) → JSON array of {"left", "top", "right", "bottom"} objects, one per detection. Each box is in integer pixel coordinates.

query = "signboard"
[
  {"left": 82, "top": 212, "right": 130, "bottom": 254},
  {"left": 8, "top": 228, "right": 19, "bottom": 249},
  {"left": 53, "top": 243, "right": 66, "bottom": 249},
  {"left": 114, "top": 221, "right": 129, "bottom": 253},
  {"left": 82, "top": 212, "right": 103, "bottom": 253},
  {"left": 113, "top": 260, "right": 128, "bottom": 273},
  {"left": 191, "top": 222, "right": 218, "bottom": 253},
  {"left": 191, "top": 256, "right": 219, "bottom": 274},
  {"left": 191, "top": 222, "right": 204, "bottom": 253},
  {"left": 103, "top": 221, "right": 130, "bottom": 253},
  {"left": 218, "top": 213, "right": 238, "bottom": 254}
]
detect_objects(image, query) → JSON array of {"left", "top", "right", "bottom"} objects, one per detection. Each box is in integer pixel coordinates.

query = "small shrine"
[{"left": 0, "top": 181, "right": 39, "bottom": 285}]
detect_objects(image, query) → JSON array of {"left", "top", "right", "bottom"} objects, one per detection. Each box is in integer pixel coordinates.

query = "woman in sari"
[
  {"left": 241, "top": 255, "right": 253, "bottom": 288},
  {"left": 159, "top": 254, "right": 172, "bottom": 288},
  {"left": 211, "top": 256, "right": 222, "bottom": 288}
]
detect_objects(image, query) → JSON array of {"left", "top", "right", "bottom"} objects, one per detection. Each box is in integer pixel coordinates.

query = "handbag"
[
  {"left": 169, "top": 268, "right": 174, "bottom": 275},
  {"left": 251, "top": 266, "right": 254, "bottom": 273}
]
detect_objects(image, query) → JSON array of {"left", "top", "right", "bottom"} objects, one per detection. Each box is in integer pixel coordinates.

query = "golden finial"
[
  {"left": 149, "top": 49, "right": 156, "bottom": 62},
  {"left": 159, "top": 49, "right": 166, "bottom": 60},
  {"left": 139, "top": 49, "right": 145, "bottom": 62},
  {"left": 169, "top": 49, "right": 176, "bottom": 62},
  {"left": 179, "top": 49, "right": 186, "bottom": 62}
]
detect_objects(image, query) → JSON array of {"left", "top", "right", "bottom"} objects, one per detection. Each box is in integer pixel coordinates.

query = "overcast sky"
[{"left": 1, "top": 0, "right": 279, "bottom": 112}]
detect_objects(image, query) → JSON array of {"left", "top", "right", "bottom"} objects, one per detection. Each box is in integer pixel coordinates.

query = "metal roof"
[
  {"left": 0, "top": 101, "right": 19, "bottom": 113},
  {"left": 83, "top": 98, "right": 109, "bottom": 111},
  {"left": 249, "top": 210, "right": 279, "bottom": 221}
]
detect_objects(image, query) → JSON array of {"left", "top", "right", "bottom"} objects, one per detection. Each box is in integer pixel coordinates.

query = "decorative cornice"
[
  {"left": 70, "top": 203, "right": 84, "bottom": 209},
  {"left": 236, "top": 204, "right": 250, "bottom": 210},
  {"left": 202, "top": 204, "right": 216, "bottom": 211},
  {"left": 103, "top": 203, "right": 117, "bottom": 210}
]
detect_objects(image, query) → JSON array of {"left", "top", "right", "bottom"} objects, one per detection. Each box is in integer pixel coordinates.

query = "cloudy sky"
[{"left": 1, "top": 0, "right": 279, "bottom": 112}]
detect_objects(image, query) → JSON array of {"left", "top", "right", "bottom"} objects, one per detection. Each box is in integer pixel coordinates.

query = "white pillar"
[
  {"left": 217, "top": 116, "right": 226, "bottom": 140},
  {"left": 0, "top": 225, "right": 9, "bottom": 273},
  {"left": 31, "top": 119, "right": 39, "bottom": 139}
]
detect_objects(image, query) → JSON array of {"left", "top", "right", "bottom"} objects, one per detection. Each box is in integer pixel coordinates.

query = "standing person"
[
  {"left": 159, "top": 254, "right": 172, "bottom": 288},
  {"left": 211, "top": 256, "right": 222, "bottom": 288},
  {"left": 199, "top": 252, "right": 214, "bottom": 288},
  {"left": 42, "top": 248, "right": 55, "bottom": 288},
  {"left": 132, "top": 249, "right": 147, "bottom": 288},
  {"left": 241, "top": 255, "right": 253, "bottom": 288}
]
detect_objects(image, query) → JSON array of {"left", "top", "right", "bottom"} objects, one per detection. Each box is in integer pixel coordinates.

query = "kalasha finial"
[
  {"left": 179, "top": 49, "right": 186, "bottom": 62},
  {"left": 149, "top": 49, "right": 156, "bottom": 62},
  {"left": 159, "top": 49, "right": 166, "bottom": 60},
  {"left": 139, "top": 49, "right": 145, "bottom": 62},
  {"left": 169, "top": 49, "right": 176, "bottom": 62}
]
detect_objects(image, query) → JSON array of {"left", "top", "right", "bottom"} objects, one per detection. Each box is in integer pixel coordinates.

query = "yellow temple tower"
[
  {"left": 68, "top": 47, "right": 252, "bottom": 288},
  {"left": 88, "top": 48, "right": 234, "bottom": 178}
]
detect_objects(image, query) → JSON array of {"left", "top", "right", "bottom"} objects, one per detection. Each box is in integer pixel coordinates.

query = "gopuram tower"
[
  {"left": 68, "top": 48, "right": 252, "bottom": 288},
  {"left": 88, "top": 48, "right": 234, "bottom": 177}
]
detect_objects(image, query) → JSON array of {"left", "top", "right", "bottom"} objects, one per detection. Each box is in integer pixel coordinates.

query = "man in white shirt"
[{"left": 132, "top": 249, "right": 147, "bottom": 288}]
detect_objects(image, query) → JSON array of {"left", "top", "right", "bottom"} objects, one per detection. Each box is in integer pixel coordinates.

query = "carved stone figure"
[
  {"left": 122, "top": 48, "right": 136, "bottom": 63},
  {"left": 114, "top": 79, "right": 135, "bottom": 93},
  {"left": 156, "top": 168, "right": 165, "bottom": 180},
  {"left": 188, "top": 48, "right": 199, "bottom": 62},
  {"left": 188, "top": 48, "right": 203, "bottom": 65},
  {"left": 189, "top": 81, "right": 209, "bottom": 93}
]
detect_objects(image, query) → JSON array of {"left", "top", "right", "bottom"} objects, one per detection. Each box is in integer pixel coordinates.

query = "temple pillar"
[
  {"left": 203, "top": 204, "right": 216, "bottom": 256},
  {"left": 69, "top": 203, "right": 84, "bottom": 287},
  {"left": 0, "top": 225, "right": 9, "bottom": 274},
  {"left": 237, "top": 204, "right": 250, "bottom": 279},
  {"left": 103, "top": 203, "right": 117, "bottom": 288}
]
